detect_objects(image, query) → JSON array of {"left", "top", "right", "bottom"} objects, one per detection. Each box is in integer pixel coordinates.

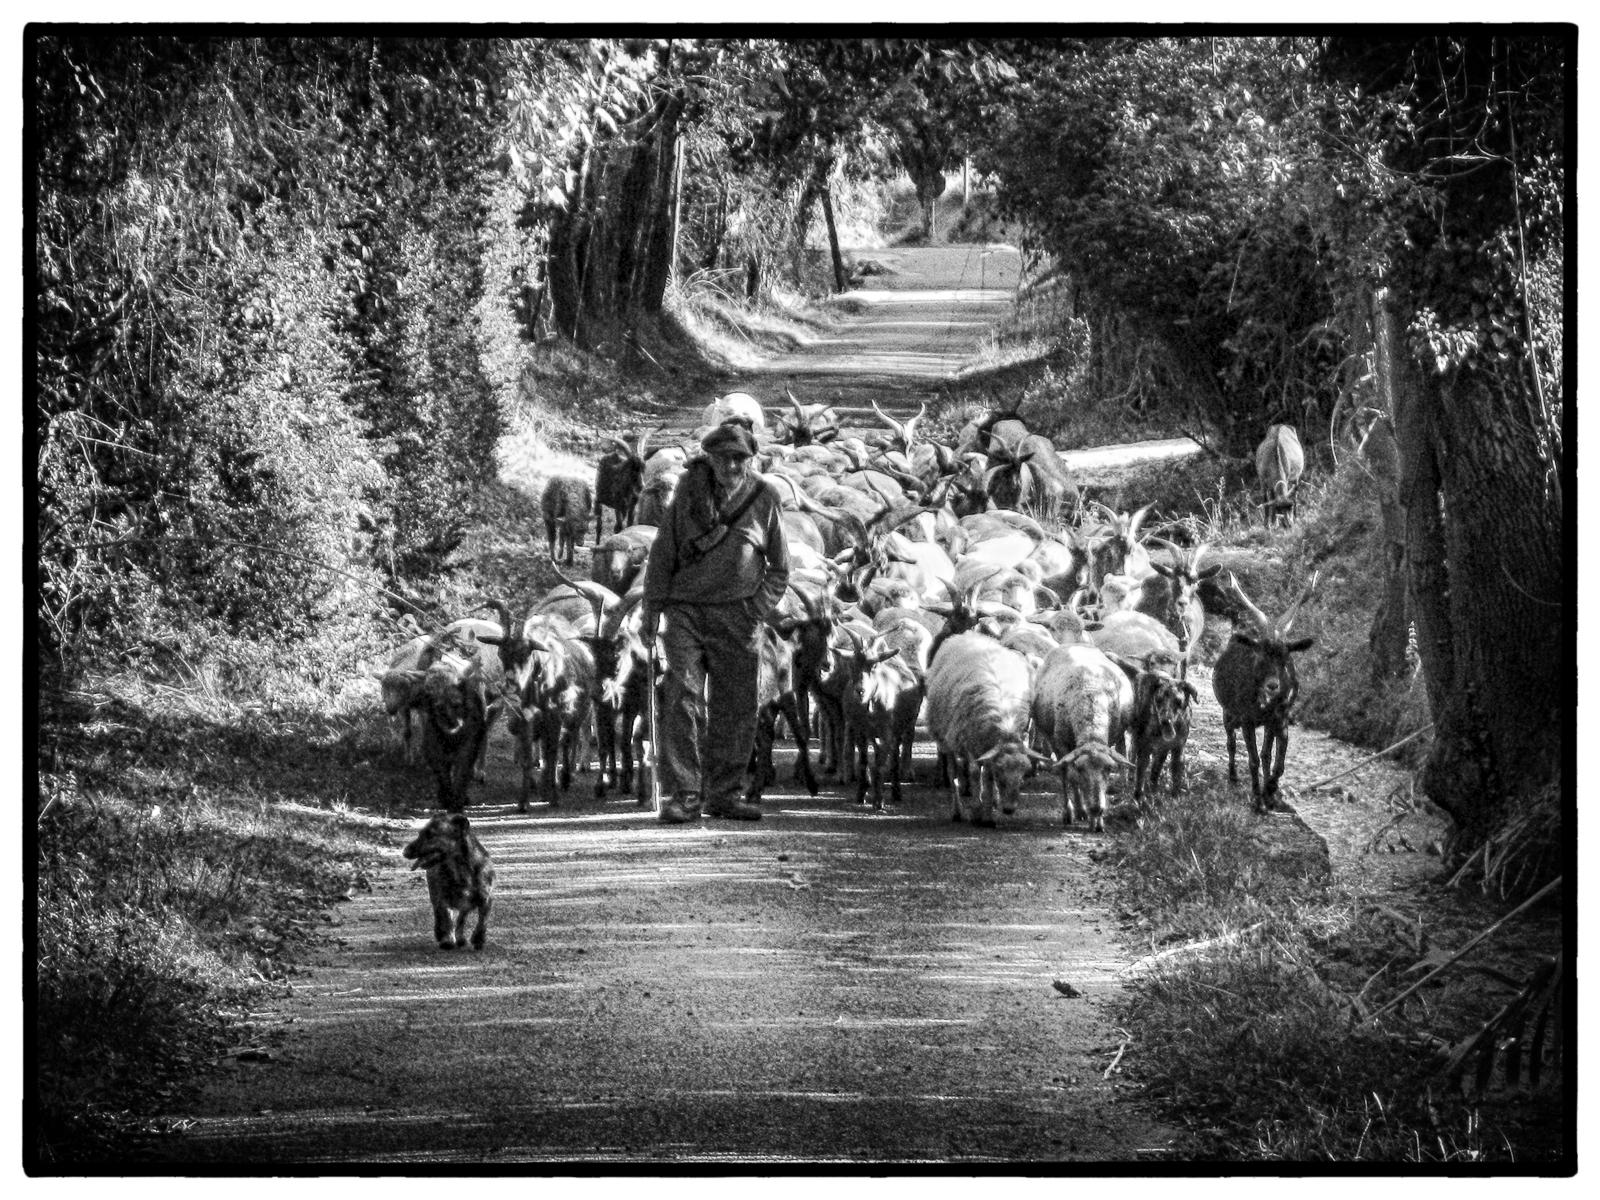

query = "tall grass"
[{"left": 1111, "top": 786, "right": 1562, "bottom": 1161}]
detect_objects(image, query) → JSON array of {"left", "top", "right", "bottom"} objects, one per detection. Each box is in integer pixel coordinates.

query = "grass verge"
[
  {"left": 32, "top": 664, "right": 410, "bottom": 1166},
  {"left": 1110, "top": 784, "right": 1567, "bottom": 1162}
]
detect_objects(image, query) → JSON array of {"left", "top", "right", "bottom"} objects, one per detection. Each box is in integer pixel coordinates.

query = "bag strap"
[{"left": 682, "top": 482, "right": 764, "bottom": 563}]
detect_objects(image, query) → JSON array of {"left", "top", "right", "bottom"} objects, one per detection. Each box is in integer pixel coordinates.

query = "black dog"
[{"left": 402, "top": 814, "right": 494, "bottom": 950}]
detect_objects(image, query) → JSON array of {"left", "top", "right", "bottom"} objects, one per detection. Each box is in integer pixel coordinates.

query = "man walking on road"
[{"left": 639, "top": 418, "right": 790, "bottom": 824}]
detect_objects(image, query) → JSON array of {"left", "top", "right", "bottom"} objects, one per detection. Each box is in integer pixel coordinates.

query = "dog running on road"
[{"left": 402, "top": 813, "right": 494, "bottom": 951}]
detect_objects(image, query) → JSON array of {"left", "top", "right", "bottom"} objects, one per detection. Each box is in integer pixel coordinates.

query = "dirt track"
[{"left": 152, "top": 245, "right": 1446, "bottom": 1166}]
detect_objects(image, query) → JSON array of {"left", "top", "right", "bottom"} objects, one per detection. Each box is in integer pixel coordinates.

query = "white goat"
[
  {"left": 703, "top": 391, "right": 767, "bottom": 434},
  {"left": 925, "top": 633, "right": 1044, "bottom": 827},
  {"left": 1031, "top": 643, "right": 1135, "bottom": 832}
]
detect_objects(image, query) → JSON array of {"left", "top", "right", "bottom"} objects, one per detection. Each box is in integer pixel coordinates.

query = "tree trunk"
[
  {"left": 1395, "top": 344, "right": 1564, "bottom": 853},
  {"left": 822, "top": 184, "right": 845, "bottom": 294},
  {"left": 1364, "top": 287, "right": 1411, "bottom": 682}
]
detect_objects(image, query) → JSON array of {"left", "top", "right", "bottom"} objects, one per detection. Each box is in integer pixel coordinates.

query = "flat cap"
[{"left": 701, "top": 419, "right": 758, "bottom": 458}]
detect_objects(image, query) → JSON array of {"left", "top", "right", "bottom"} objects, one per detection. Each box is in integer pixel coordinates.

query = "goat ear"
[
  {"left": 1286, "top": 637, "right": 1315, "bottom": 653},
  {"left": 1182, "top": 681, "right": 1200, "bottom": 702},
  {"left": 479, "top": 633, "right": 504, "bottom": 646},
  {"left": 1197, "top": 564, "right": 1223, "bottom": 580}
]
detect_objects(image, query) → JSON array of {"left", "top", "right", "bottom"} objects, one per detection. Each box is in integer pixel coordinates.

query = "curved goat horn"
[
  {"left": 548, "top": 557, "right": 609, "bottom": 631},
  {"left": 1225, "top": 570, "right": 1273, "bottom": 635},
  {"left": 870, "top": 397, "right": 906, "bottom": 444},
  {"left": 1277, "top": 570, "right": 1320, "bottom": 636},
  {"left": 1127, "top": 503, "right": 1156, "bottom": 542}
]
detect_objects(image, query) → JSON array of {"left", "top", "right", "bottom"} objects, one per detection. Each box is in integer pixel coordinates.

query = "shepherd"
[{"left": 638, "top": 418, "right": 791, "bottom": 823}]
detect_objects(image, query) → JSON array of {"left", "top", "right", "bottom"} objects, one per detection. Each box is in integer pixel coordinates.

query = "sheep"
[
  {"left": 1212, "top": 572, "right": 1319, "bottom": 812},
  {"left": 1030, "top": 643, "right": 1135, "bottom": 832},
  {"left": 591, "top": 524, "right": 657, "bottom": 596},
  {"left": 403, "top": 813, "right": 494, "bottom": 951},
  {"left": 925, "top": 632, "right": 1044, "bottom": 827},
  {"left": 1125, "top": 653, "right": 1199, "bottom": 804},
  {"left": 1087, "top": 610, "right": 1182, "bottom": 663},
  {"left": 836, "top": 624, "right": 926, "bottom": 809},
  {"left": 541, "top": 475, "right": 593, "bottom": 566},
  {"left": 703, "top": 391, "right": 767, "bottom": 435},
  {"left": 1256, "top": 424, "right": 1305, "bottom": 526}
]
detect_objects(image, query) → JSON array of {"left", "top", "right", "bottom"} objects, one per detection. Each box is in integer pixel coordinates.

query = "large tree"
[{"left": 1317, "top": 34, "right": 1567, "bottom": 858}]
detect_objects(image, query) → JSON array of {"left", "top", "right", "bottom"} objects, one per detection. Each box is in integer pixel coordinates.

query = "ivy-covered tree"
[{"left": 1314, "top": 34, "right": 1567, "bottom": 866}]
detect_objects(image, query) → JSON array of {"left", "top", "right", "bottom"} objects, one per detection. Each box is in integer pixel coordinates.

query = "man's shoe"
[
  {"left": 658, "top": 795, "right": 702, "bottom": 824},
  {"left": 705, "top": 798, "right": 763, "bottom": 821}
]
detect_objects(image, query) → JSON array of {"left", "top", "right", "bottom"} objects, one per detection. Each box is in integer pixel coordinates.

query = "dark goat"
[
  {"left": 541, "top": 476, "right": 593, "bottom": 565},
  {"left": 957, "top": 408, "right": 1030, "bottom": 458},
  {"left": 481, "top": 598, "right": 596, "bottom": 811},
  {"left": 745, "top": 616, "right": 821, "bottom": 802},
  {"left": 1256, "top": 424, "right": 1305, "bottom": 526},
  {"left": 1211, "top": 572, "right": 1319, "bottom": 812},
  {"left": 593, "top": 429, "right": 655, "bottom": 543},
  {"left": 983, "top": 434, "right": 1076, "bottom": 516},
  {"left": 394, "top": 629, "right": 497, "bottom": 811},
  {"left": 836, "top": 625, "right": 925, "bottom": 810},
  {"left": 778, "top": 389, "right": 840, "bottom": 446},
  {"left": 1084, "top": 501, "right": 1155, "bottom": 591}
]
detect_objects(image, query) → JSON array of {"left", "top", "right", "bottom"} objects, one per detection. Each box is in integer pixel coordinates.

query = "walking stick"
[{"left": 644, "top": 638, "right": 663, "bottom": 815}]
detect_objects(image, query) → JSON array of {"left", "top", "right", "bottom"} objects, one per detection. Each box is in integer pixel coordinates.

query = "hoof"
[{"left": 972, "top": 815, "right": 997, "bottom": 829}]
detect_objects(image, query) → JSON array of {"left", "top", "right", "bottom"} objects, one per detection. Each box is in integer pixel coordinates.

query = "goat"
[
  {"left": 1134, "top": 539, "right": 1221, "bottom": 657},
  {"left": 403, "top": 814, "right": 494, "bottom": 951},
  {"left": 391, "top": 633, "right": 498, "bottom": 812},
  {"left": 1030, "top": 643, "right": 1135, "bottom": 832},
  {"left": 381, "top": 616, "right": 505, "bottom": 777},
  {"left": 778, "top": 389, "right": 840, "bottom": 446},
  {"left": 745, "top": 616, "right": 820, "bottom": 803},
  {"left": 1212, "top": 572, "right": 1319, "bottom": 812},
  {"left": 1256, "top": 424, "right": 1305, "bottom": 525},
  {"left": 541, "top": 475, "right": 593, "bottom": 565},
  {"left": 925, "top": 633, "right": 1044, "bottom": 827},
  {"left": 836, "top": 625, "right": 926, "bottom": 809},
  {"left": 481, "top": 600, "right": 597, "bottom": 811},
  {"left": 704, "top": 391, "right": 767, "bottom": 435},
  {"left": 593, "top": 429, "right": 656, "bottom": 543},
  {"left": 1084, "top": 501, "right": 1156, "bottom": 592}
]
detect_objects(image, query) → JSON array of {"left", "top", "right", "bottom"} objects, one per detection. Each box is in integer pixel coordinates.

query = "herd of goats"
[{"left": 380, "top": 391, "right": 1314, "bottom": 832}]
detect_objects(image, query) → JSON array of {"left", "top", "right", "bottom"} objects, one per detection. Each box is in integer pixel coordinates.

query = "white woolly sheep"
[
  {"left": 1030, "top": 642, "right": 1135, "bottom": 832},
  {"left": 925, "top": 632, "right": 1043, "bottom": 828}
]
